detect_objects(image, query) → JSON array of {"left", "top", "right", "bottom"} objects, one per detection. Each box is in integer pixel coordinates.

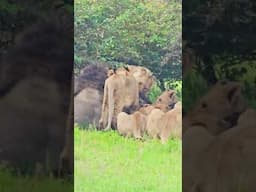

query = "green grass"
[
  {"left": 0, "top": 169, "right": 73, "bottom": 192},
  {"left": 75, "top": 127, "right": 181, "bottom": 192}
]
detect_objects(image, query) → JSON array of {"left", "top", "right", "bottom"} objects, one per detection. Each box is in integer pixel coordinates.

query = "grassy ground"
[
  {"left": 0, "top": 170, "right": 73, "bottom": 192},
  {"left": 75, "top": 127, "right": 181, "bottom": 192}
]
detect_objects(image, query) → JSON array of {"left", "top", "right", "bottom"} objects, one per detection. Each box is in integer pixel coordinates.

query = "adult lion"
[
  {"left": 126, "top": 65, "right": 155, "bottom": 104},
  {"left": 0, "top": 16, "right": 73, "bottom": 176},
  {"left": 99, "top": 70, "right": 139, "bottom": 130},
  {"left": 113, "top": 65, "right": 155, "bottom": 105},
  {"left": 74, "top": 64, "right": 108, "bottom": 126},
  {"left": 74, "top": 64, "right": 154, "bottom": 127},
  {"left": 59, "top": 72, "right": 74, "bottom": 176}
]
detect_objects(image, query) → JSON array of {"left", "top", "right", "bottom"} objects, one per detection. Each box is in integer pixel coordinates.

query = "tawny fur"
[
  {"left": 183, "top": 81, "right": 253, "bottom": 192},
  {"left": 99, "top": 72, "right": 139, "bottom": 130},
  {"left": 184, "top": 109, "right": 256, "bottom": 192},
  {"left": 117, "top": 111, "right": 147, "bottom": 139},
  {"left": 155, "top": 90, "right": 178, "bottom": 110},
  {"left": 146, "top": 109, "right": 165, "bottom": 139},
  {"left": 0, "top": 15, "right": 73, "bottom": 175},
  {"left": 159, "top": 101, "right": 182, "bottom": 143},
  {"left": 183, "top": 80, "right": 247, "bottom": 135}
]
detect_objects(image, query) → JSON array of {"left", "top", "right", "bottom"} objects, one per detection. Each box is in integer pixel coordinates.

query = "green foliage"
[
  {"left": 147, "top": 79, "right": 182, "bottom": 104},
  {"left": 182, "top": 71, "right": 208, "bottom": 113},
  {"left": 0, "top": 1, "right": 73, "bottom": 54},
  {"left": 75, "top": 0, "right": 181, "bottom": 81},
  {"left": 215, "top": 62, "right": 256, "bottom": 109},
  {"left": 165, "top": 80, "right": 182, "bottom": 101},
  {"left": 75, "top": 127, "right": 181, "bottom": 192},
  {"left": 148, "top": 82, "right": 162, "bottom": 103},
  {"left": 243, "top": 81, "right": 256, "bottom": 109}
]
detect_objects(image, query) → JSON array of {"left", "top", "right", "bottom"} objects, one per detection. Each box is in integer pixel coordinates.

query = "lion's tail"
[{"left": 106, "top": 84, "right": 115, "bottom": 129}]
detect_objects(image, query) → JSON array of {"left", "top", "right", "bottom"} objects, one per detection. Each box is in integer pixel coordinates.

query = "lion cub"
[
  {"left": 184, "top": 80, "right": 247, "bottom": 135},
  {"left": 146, "top": 108, "right": 165, "bottom": 139},
  {"left": 138, "top": 90, "right": 178, "bottom": 115},
  {"left": 139, "top": 103, "right": 169, "bottom": 115},
  {"left": 117, "top": 111, "right": 147, "bottom": 139},
  {"left": 160, "top": 101, "right": 182, "bottom": 143},
  {"left": 155, "top": 89, "right": 178, "bottom": 109}
]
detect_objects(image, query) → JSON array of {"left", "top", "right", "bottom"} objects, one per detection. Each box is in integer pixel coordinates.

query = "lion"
[
  {"left": 184, "top": 108, "right": 256, "bottom": 192},
  {"left": 237, "top": 108, "right": 256, "bottom": 127},
  {"left": 183, "top": 80, "right": 247, "bottom": 135},
  {"left": 75, "top": 65, "right": 153, "bottom": 127},
  {"left": 183, "top": 81, "right": 253, "bottom": 192},
  {"left": 59, "top": 73, "right": 74, "bottom": 176},
  {"left": 155, "top": 89, "right": 178, "bottom": 110},
  {"left": 107, "top": 66, "right": 130, "bottom": 77},
  {"left": 146, "top": 108, "right": 165, "bottom": 139},
  {"left": 159, "top": 101, "right": 182, "bottom": 143},
  {"left": 74, "top": 64, "right": 108, "bottom": 126},
  {"left": 0, "top": 16, "right": 73, "bottom": 176},
  {"left": 138, "top": 104, "right": 156, "bottom": 115},
  {"left": 109, "top": 65, "right": 155, "bottom": 105},
  {"left": 138, "top": 90, "right": 177, "bottom": 115},
  {"left": 138, "top": 103, "right": 170, "bottom": 115},
  {"left": 99, "top": 70, "right": 139, "bottom": 130},
  {"left": 117, "top": 111, "right": 147, "bottom": 139},
  {"left": 182, "top": 111, "right": 235, "bottom": 192},
  {"left": 183, "top": 125, "right": 216, "bottom": 192},
  {"left": 126, "top": 65, "right": 155, "bottom": 104}
]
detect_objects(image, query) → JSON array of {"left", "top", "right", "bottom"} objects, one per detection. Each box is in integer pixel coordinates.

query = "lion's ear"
[
  {"left": 124, "top": 65, "right": 129, "bottom": 72},
  {"left": 141, "top": 68, "right": 147, "bottom": 74},
  {"left": 227, "top": 83, "right": 242, "bottom": 105},
  {"left": 169, "top": 91, "right": 175, "bottom": 98}
]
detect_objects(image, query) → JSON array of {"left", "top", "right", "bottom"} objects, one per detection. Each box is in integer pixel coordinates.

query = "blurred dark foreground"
[{"left": 0, "top": 1, "right": 74, "bottom": 183}]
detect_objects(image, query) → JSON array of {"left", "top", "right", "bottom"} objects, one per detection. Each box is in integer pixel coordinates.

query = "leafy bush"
[
  {"left": 182, "top": 71, "right": 208, "bottom": 113},
  {"left": 243, "top": 81, "right": 256, "bottom": 109},
  {"left": 148, "top": 82, "right": 162, "bottom": 103},
  {"left": 165, "top": 80, "right": 182, "bottom": 101},
  {"left": 74, "top": 0, "right": 181, "bottom": 82},
  {"left": 148, "top": 80, "right": 182, "bottom": 103}
]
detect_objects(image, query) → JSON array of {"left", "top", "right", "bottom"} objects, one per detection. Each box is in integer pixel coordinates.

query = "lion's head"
[
  {"left": 155, "top": 90, "right": 178, "bottom": 110},
  {"left": 128, "top": 65, "right": 155, "bottom": 94},
  {"left": 186, "top": 80, "right": 247, "bottom": 134}
]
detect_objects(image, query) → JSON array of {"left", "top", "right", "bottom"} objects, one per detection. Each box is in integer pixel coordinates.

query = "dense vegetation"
[
  {"left": 75, "top": 0, "right": 182, "bottom": 90},
  {"left": 183, "top": 0, "right": 256, "bottom": 112},
  {"left": 75, "top": 127, "right": 181, "bottom": 192},
  {"left": 0, "top": 0, "right": 73, "bottom": 55}
]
